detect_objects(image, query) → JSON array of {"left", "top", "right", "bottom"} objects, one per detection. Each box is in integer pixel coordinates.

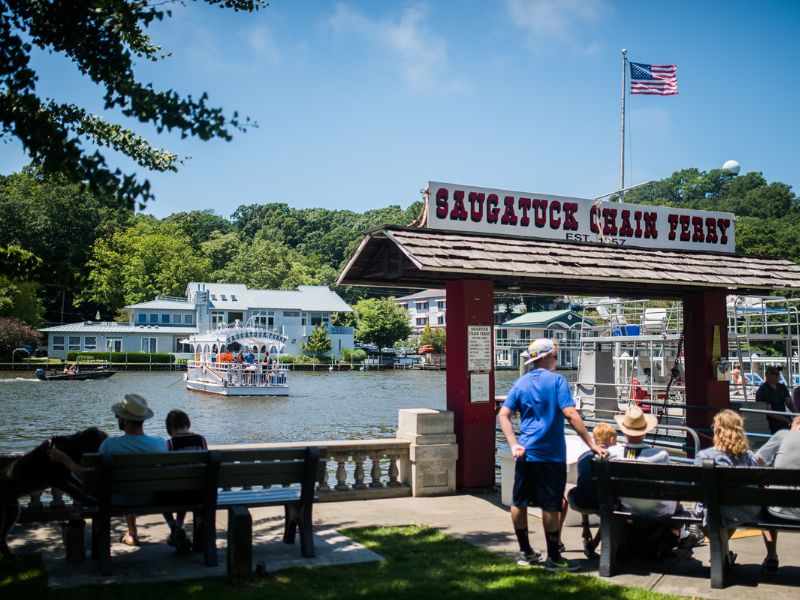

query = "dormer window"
[
  {"left": 221, "top": 294, "right": 227, "bottom": 301},
  {"left": 231, "top": 295, "right": 237, "bottom": 301},
  {"left": 211, "top": 294, "right": 217, "bottom": 301}
]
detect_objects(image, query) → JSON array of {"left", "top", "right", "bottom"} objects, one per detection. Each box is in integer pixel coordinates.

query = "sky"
[{"left": 2, "top": 0, "right": 799, "bottom": 219}]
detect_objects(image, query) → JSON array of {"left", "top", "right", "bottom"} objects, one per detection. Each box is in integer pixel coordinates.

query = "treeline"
[
  {"left": 2, "top": 165, "right": 800, "bottom": 332},
  {"left": 0, "top": 165, "right": 420, "bottom": 327}
]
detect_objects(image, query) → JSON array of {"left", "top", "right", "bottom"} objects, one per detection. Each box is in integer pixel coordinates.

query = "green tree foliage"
[
  {"left": 623, "top": 168, "right": 800, "bottom": 262},
  {"left": 78, "top": 217, "right": 212, "bottom": 311},
  {"left": 354, "top": 298, "right": 412, "bottom": 350},
  {"left": 0, "top": 1, "right": 264, "bottom": 209},
  {"left": 420, "top": 323, "right": 446, "bottom": 352},
  {"left": 163, "top": 210, "right": 232, "bottom": 249},
  {"left": 0, "top": 276, "right": 44, "bottom": 326},
  {"left": 201, "top": 231, "right": 242, "bottom": 272},
  {"left": 0, "top": 316, "right": 41, "bottom": 358},
  {"left": 302, "top": 326, "right": 332, "bottom": 359}
]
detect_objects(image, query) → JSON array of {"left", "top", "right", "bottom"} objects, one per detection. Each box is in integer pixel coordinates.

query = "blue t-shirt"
[{"left": 503, "top": 368, "right": 575, "bottom": 462}]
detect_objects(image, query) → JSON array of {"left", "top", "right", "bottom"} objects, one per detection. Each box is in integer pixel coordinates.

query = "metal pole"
[{"left": 619, "top": 49, "right": 628, "bottom": 202}]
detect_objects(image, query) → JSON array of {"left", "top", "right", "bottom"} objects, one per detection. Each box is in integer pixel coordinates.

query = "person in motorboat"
[
  {"left": 756, "top": 366, "right": 797, "bottom": 434},
  {"left": 63, "top": 363, "right": 77, "bottom": 375},
  {"left": 498, "top": 338, "right": 607, "bottom": 572}
]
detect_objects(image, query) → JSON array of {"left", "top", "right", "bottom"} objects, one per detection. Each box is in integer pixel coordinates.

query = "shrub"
[
  {"left": 66, "top": 351, "right": 174, "bottom": 363},
  {"left": 340, "top": 348, "right": 367, "bottom": 363}
]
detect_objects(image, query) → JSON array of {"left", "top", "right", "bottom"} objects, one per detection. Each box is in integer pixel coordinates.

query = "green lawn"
[{"left": 0, "top": 526, "right": 683, "bottom": 600}]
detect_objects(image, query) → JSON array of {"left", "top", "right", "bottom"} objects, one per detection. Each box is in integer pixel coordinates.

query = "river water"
[{"left": 0, "top": 370, "right": 527, "bottom": 454}]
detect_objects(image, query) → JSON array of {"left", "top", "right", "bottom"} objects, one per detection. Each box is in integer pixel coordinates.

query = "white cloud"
[
  {"left": 505, "top": 0, "right": 608, "bottom": 55},
  {"left": 329, "top": 3, "right": 466, "bottom": 91},
  {"left": 247, "top": 26, "right": 281, "bottom": 65}
]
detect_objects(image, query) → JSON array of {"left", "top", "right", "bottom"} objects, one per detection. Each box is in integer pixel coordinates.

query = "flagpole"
[{"left": 619, "top": 48, "right": 627, "bottom": 202}]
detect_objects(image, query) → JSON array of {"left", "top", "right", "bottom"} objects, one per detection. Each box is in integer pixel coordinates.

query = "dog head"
[{"left": 50, "top": 427, "right": 108, "bottom": 461}]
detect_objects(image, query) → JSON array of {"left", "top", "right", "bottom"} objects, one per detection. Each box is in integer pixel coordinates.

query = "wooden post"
[
  {"left": 226, "top": 506, "right": 252, "bottom": 578},
  {"left": 445, "top": 280, "right": 495, "bottom": 489},
  {"left": 683, "top": 291, "right": 730, "bottom": 450}
]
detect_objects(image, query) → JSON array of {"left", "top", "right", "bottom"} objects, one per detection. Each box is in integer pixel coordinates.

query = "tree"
[
  {"left": 354, "top": 298, "right": 412, "bottom": 350},
  {"left": 78, "top": 218, "right": 211, "bottom": 312},
  {"left": 0, "top": 317, "right": 41, "bottom": 359},
  {"left": 420, "top": 323, "right": 446, "bottom": 353},
  {"left": 163, "top": 210, "right": 233, "bottom": 249},
  {"left": 200, "top": 231, "right": 242, "bottom": 272},
  {"left": 302, "top": 327, "right": 332, "bottom": 360},
  {"left": 0, "top": 1, "right": 264, "bottom": 209}
]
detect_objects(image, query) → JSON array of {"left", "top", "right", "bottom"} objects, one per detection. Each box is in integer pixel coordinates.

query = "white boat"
[
  {"left": 183, "top": 318, "right": 290, "bottom": 396},
  {"left": 572, "top": 295, "right": 800, "bottom": 443}
]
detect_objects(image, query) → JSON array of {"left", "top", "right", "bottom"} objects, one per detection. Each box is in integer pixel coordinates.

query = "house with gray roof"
[
  {"left": 495, "top": 309, "right": 590, "bottom": 368},
  {"left": 41, "top": 284, "right": 354, "bottom": 360}
]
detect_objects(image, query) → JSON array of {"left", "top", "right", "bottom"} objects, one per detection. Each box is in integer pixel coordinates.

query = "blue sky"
[{"left": 2, "top": 0, "right": 799, "bottom": 218}]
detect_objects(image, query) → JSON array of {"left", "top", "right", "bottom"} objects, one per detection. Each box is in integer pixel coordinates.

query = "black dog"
[{"left": 0, "top": 427, "right": 108, "bottom": 559}]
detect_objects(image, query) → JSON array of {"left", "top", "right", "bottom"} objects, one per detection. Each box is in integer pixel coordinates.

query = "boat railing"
[
  {"left": 187, "top": 360, "right": 288, "bottom": 386},
  {"left": 1, "top": 439, "right": 413, "bottom": 514}
]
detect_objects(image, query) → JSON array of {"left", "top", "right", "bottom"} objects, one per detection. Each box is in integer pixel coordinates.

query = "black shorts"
[{"left": 512, "top": 460, "right": 567, "bottom": 512}]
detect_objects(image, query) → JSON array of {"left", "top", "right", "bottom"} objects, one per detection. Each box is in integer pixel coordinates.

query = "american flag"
[{"left": 630, "top": 62, "right": 678, "bottom": 96}]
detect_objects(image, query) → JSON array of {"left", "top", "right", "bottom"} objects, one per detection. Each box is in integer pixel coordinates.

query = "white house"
[
  {"left": 494, "top": 309, "right": 589, "bottom": 369},
  {"left": 396, "top": 289, "right": 446, "bottom": 332},
  {"left": 41, "top": 284, "right": 354, "bottom": 359}
]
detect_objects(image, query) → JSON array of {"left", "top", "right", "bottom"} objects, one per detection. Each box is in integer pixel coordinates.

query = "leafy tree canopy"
[
  {"left": 0, "top": 1, "right": 265, "bottom": 209},
  {"left": 420, "top": 323, "right": 446, "bottom": 352},
  {"left": 354, "top": 297, "right": 412, "bottom": 350},
  {"left": 163, "top": 209, "right": 232, "bottom": 249},
  {"left": 301, "top": 326, "right": 332, "bottom": 359},
  {"left": 77, "top": 216, "right": 212, "bottom": 311},
  {"left": 0, "top": 316, "right": 41, "bottom": 358}
]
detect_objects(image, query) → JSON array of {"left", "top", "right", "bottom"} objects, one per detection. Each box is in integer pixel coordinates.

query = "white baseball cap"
[{"left": 524, "top": 338, "right": 556, "bottom": 365}]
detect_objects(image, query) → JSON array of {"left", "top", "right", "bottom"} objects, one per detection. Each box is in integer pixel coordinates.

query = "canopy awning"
[{"left": 337, "top": 226, "right": 800, "bottom": 299}]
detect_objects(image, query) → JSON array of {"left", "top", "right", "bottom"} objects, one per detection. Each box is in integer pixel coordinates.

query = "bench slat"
[
  {"left": 714, "top": 467, "right": 800, "bottom": 486},
  {"left": 83, "top": 451, "right": 208, "bottom": 467},
  {"left": 601, "top": 461, "right": 705, "bottom": 482}
]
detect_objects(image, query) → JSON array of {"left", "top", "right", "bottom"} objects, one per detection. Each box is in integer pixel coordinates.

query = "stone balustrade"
[{"left": 4, "top": 408, "right": 459, "bottom": 513}]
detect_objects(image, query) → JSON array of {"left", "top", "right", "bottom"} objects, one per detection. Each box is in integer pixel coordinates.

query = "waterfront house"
[
  {"left": 40, "top": 284, "right": 354, "bottom": 360},
  {"left": 396, "top": 289, "right": 446, "bottom": 332},
  {"left": 494, "top": 309, "right": 588, "bottom": 368}
]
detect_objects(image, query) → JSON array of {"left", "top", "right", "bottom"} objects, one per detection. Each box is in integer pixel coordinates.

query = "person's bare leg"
[
  {"left": 762, "top": 528, "right": 778, "bottom": 558},
  {"left": 125, "top": 515, "right": 138, "bottom": 543},
  {"left": 557, "top": 497, "right": 568, "bottom": 547},
  {"left": 511, "top": 505, "right": 536, "bottom": 556}
]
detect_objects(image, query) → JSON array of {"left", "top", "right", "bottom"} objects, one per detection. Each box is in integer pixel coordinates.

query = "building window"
[
  {"left": 176, "top": 340, "right": 191, "bottom": 353},
  {"left": 106, "top": 338, "right": 122, "bottom": 352},
  {"left": 161, "top": 314, "right": 170, "bottom": 324},
  {"left": 437, "top": 316, "right": 445, "bottom": 325},
  {"left": 231, "top": 295, "right": 237, "bottom": 301},
  {"left": 496, "top": 329, "right": 508, "bottom": 342},
  {"left": 301, "top": 316, "right": 307, "bottom": 326},
  {"left": 211, "top": 311, "right": 225, "bottom": 326},
  {"left": 310, "top": 313, "right": 323, "bottom": 327},
  {"left": 416, "top": 317, "right": 427, "bottom": 326},
  {"left": 52, "top": 336, "right": 65, "bottom": 351},
  {"left": 221, "top": 294, "right": 227, "bottom": 301},
  {"left": 141, "top": 337, "right": 157, "bottom": 353},
  {"left": 416, "top": 301, "right": 429, "bottom": 311},
  {"left": 137, "top": 313, "right": 146, "bottom": 324},
  {"left": 149, "top": 313, "right": 158, "bottom": 324},
  {"left": 283, "top": 311, "right": 300, "bottom": 317},
  {"left": 210, "top": 294, "right": 217, "bottom": 301},
  {"left": 437, "top": 300, "right": 445, "bottom": 310},
  {"left": 84, "top": 336, "right": 97, "bottom": 350},
  {"left": 184, "top": 314, "right": 193, "bottom": 325},
  {"left": 399, "top": 303, "right": 407, "bottom": 310},
  {"left": 253, "top": 313, "right": 274, "bottom": 328},
  {"left": 520, "top": 330, "right": 531, "bottom": 342}
]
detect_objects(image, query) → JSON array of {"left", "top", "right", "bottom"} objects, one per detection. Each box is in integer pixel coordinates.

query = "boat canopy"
[{"left": 184, "top": 318, "right": 287, "bottom": 352}]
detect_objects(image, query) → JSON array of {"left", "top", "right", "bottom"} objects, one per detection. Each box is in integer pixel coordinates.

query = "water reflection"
[{"left": 0, "top": 369, "right": 534, "bottom": 453}]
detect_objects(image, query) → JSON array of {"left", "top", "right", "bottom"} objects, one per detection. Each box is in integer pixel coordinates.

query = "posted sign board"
[
  {"left": 467, "top": 325, "right": 492, "bottom": 372},
  {"left": 470, "top": 372, "right": 490, "bottom": 403},
  {"left": 426, "top": 181, "right": 735, "bottom": 253}
]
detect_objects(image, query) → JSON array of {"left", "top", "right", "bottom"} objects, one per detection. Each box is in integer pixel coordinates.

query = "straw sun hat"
[
  {"left": 111, "top": 393, "right": 154, "bottom": 421},
  {"left": 614, "top": 404, "right": 657, "bottom": 437}
]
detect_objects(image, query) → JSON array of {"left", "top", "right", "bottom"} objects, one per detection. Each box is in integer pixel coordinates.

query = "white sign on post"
[
  {"left": 467, "top": 325, "right": 492, "bottom": 372},
  {"left": 470, "top": 372, "right": 490, "bottom": 403}
]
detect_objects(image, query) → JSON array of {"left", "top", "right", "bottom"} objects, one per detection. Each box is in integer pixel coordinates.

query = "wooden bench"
[
  {"left": 82, "top": 450, "right": 221, "bottom": 576},
  {"left": 596, "top": 456, "right": 800, "bottom": 589},
  {"left": 216, "top": 447, "right": 324, "bottom": 577},
  {"left": 702, "top": 460, "right": 800, "bottom": 588},
  {"left": 595, "top": 457, "right": 705, "bottom": 579},
  {"left": 81, "top": 447, "right": 323, "bottom": 577}
]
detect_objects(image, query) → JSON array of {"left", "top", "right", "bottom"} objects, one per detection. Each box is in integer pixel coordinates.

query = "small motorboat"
[{"left": 35, "top": 366, "right": 117, "bottom": 381}]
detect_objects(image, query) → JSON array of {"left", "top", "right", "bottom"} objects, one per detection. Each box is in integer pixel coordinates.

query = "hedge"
[{"left": 66, "top": 351, "right": 175, "bottom": 364}]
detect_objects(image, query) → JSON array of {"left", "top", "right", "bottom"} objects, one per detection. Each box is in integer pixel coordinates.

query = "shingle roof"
[
  {"left": 338, "top": 226, "right": 800, "bottom": 298},
  {"left": 39, "top": 323, "right": 199, "bottom": 334}
]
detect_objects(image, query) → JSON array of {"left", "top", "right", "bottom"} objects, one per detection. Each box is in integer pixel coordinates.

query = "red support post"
[
  {"left": 445, "top": 280, "right": 496, "bottom": 489},
  {"left": 682, "top": 291, "right": 730, "bottom": 448}
]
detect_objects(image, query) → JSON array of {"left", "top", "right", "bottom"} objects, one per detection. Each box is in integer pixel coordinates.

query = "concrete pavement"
[{"left": 8, "top": 491, "right": 800, "bottom": 598}]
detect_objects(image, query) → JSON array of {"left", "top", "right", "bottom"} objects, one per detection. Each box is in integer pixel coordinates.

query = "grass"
[{"left": 0, "top": 525, "right": 683, "bottom": 600}]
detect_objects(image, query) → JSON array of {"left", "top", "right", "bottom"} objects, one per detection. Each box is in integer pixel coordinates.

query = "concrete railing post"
[{"left": 396, "top": 408, "right": 458, "bottom": 497}]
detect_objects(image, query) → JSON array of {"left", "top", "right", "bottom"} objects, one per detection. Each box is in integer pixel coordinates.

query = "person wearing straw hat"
[
  {"left": 98, "top": 393, "right": 167, "bottom": 546},
  {"left": 609, "top": 404, "right": 676, "bottom": 517},
  {"left": 498, "top": 338, "right": 607, "bottom": 572}
]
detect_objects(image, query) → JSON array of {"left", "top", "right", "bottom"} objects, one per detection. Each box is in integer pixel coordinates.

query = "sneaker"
[
  {"left": 516, "top": 549, "right": 543, "bottom": 566},
  {"left": 762, "top": 556, "right": 779, "bottom": 576},
  {"left": 679, "top": 528, "right": 704, "bottom": 549},
  {"left": 544, "top": 557, "right": 581, "bottom": 572}
]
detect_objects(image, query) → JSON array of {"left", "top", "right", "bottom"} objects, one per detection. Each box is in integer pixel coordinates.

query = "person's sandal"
[
  {"left": 762, "top": 556, "right": 779, "bottom": 576},
  {"left": 118, "top": 534, "right": 140, "bottom": 547}
]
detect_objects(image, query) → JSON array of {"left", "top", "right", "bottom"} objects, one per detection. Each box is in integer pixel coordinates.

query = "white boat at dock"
[{"left": 183, "top": 318, "right": 290, "bottom": 396}]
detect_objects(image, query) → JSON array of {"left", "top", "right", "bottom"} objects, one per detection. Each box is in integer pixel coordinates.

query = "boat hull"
[
  {"left": 36, "top": 370, "right": 117, "bottom": 381},
  {"left": 185, "top": 379, "right": 289, "bottom": 397}
]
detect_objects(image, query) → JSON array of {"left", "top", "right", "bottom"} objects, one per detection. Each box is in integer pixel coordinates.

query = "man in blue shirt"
[
  {"left": 99, "top": 393, "right": 168, "bottom": 546},
  {"left": 498, "top": 338, "right": 606, "bottom": 572}
]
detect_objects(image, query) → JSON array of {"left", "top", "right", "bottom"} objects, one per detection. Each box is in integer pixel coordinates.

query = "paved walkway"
[{"left": 9, "top": 491, "right": 800, "bottom": 598}]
